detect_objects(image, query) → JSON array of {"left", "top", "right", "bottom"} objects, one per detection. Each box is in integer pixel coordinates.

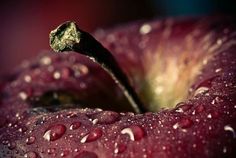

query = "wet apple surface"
[{"left": 0, "top": 17, "right": 236, "bottom": 157}]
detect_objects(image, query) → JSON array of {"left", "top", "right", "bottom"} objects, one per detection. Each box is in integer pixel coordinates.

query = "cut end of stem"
[{"left": 49, "top": 21, "right": 81, "bottom": 52}]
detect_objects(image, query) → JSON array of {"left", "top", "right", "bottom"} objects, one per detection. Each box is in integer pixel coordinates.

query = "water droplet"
[
  {"left": 91, "top": 111, "right": 119, "bottom": 124},
  {"left": 7, "top": 142, "right": 16, "bottom": 150},
  {"left": 139, "top": 24, "right": 152, "bottom": 35},
  {"left": 24, "top": 75, "right": 32, "bottom": 83},
  {"left": 60, "top": 150, "right": 70, "bottom": 157},
  {"left": 74, "top": 151, "right": 98, "bottom": 158},
  {"left": 26, "top": 136, "right": 36, "bottom": 145},
  {"left": 223, "top": 146, "right": 227, "bottom": 153},
  {"left": 70, "top": 122, "right": 81, "bottom": 130},
  {"left": 40, "top": 56, "right": 52, "bottom": 65},
  {"left": 194, "top": 87, "right": 209, "bottom": 96},
  {"left": 47, "top": 148, "right": 56, "bottom": 154},
  {"left": 19, "top": 91, "right": 28, "bottom": 100},
  {"left": 175, "top": 103, "right": 192, "bottom": 113},
  {"left": 43, "top": 124, "right": 66, "bottom": 141},
  {"left": 53, "top": 71, "right": 61, "bottom": 79},
  {"left": 73, "top": 64, "right": 89, "bottom": 77},
  {"left": 80, "top": 128, "right": 103, "bottom": 143},
  {"left": 194, "top": 105, "right": 205, "bottom": 114},
  {"left": 24, "top": 151, "right": 37, "bottom": 158},
  {"left": 121, "top": 125, "right": 145, "bottom": 141},
  {"left": 92, "top": 119, "right": 98, "bottom": 125},
  {"left": 114, "top": 143, "right": 127, "bottom": 154},
  {"left": 173, "top": 118, "right": 193, "bottom": 130},
  {"left": 215, "top": 68, "right": 222, "bottom": 73},
  {"left": 61, "top": 67, "right": 74, "bottom": 79},
  {"left": 207, "top": 114, "right": 212, "bottom": 119},
  {"left": 224, "top": 125, "right": 236, "bottom": 138}
]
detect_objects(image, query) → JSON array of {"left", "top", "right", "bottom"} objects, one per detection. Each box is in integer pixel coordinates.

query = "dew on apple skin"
[
  {"left": 61, "top": 67, "right": 74, "bottom": 79},
  {"left": 53, "top": 71, "right": 61, "bottom": 80},
  {"left": 60, "top": 150, "right": 70, "bottom": 157},
  {"left": 74, "top": 151, "right": 98, "bottom": 158},
  {"left": 40, "top": 56, "right": 52, "bottom": 65},
  {"left": 139, "top": 23, "right": 152, "bottom": 35},
  {"left": 24, "top": 151, "right": 37, "bottom": 158},
  {"left": 224, "top": 125, "right": 236, "bottom": 138},
  {"left": 26, "top": 136, "right": 36, "bottom": 145},
  {"left": 80, "top": 128, "right": 103, "bottom": 143},
  {"left": 7, "top": 141, "right": 16, "bottom": 150},
  {"left": 24, "top": 75, "right": 32, "bottom": 83},
  {"left": 43, "top": 124, "right": 66, "bottom": 141},
  {"left": 69, "top": 122, "right": 81, "bottom": 130},
  {"left": 47, "top": 148, "right": 56, "bottom": 154},
  {"left": 121, "top": 125, "right": 145, "bottom": 141},
  {"left": 19, "top": 91, "right": 28, "bottom": 100},
  {"left": 114, "top": 142, "right": 127, "bottom": 154},
  {"left": 91, "top": 111, "right": 120, "bottom": 124},
  {"left": 193, "top": 104, "right": 205, "bottom": 115},
  {"left": 193, "top": 87, "right": 209, "bottom": 97},
  {"left": 175, "top": 102, "right": 192, "bottom": 113},
  {"left": 92, "top": 119, "right": 98, "bottom": 125},
  {"left": 173, "top": 118, "right": 193, "bottom": 130},
  {"left": 72, "top": 64, "right": 89, "bottom": 77}
]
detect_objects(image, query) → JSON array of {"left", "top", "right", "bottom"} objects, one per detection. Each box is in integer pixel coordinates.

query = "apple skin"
[{"left": 0, "top": 16, "right": 236, "bottom": 157}]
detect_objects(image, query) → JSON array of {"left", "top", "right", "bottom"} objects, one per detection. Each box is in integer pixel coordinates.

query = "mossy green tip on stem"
[{"left": 50, "top": 21, "right": 81, "bottom": 52}]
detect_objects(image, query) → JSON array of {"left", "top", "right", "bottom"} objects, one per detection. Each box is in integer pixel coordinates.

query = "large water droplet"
[
  {"left": 7, "top": 142, "right": 16, "bottom": 150},
  {"left": 60, "top": 150, "right": 70, "bottom": 157},
  {"left": 74, "top": 151, "right": 98, "bottom": 158},
  {"left": 121, "top": 125, "right": 145, "bottom": 141},
  {"left": 61, "top": 67, "right": 74, "bottom": 79},
  {"left": 24, "top": 151, "right": 37, "bottom": 158},
  {"left": 114, "top": 142, "right": 127, "bottom": 154},
  {"left": 80, "top": 128, "right": 103, "bottom": 143},
  {"left": 194, "top": 87, "right": 209, "bottom": 96},
  {"left": 40, "top": 56, "right": 52, "bottom": 65},
  {"left": 26, "top": 136, "right": 36, "bottom": 145},
  {"left": 91, "top": 111, "right": 120, "bottom": 124},
  {"left": 193, "top": 104, "right": 205, "bottom": 115},
  {"left": 173, "top": 118, "right": 193, "bottom": 130},
  {"left": 175, "top": 103, "right": 192, "bottom": 113},
  {"left": 224, "top": 125, "right": 236, "bottom": 138},
  {"left": 70, "top": 122, "right": 81, "bottom": 130},
  {"left": 43, "top": 124, "right": 66, "bottom": 141}
]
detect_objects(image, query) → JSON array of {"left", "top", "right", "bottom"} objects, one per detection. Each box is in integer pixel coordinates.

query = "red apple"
[{"left": 0, "top": 16, "right": 236, "bottom": 158}]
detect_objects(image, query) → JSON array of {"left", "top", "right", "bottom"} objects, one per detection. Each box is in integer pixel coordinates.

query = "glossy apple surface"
[{"left": 0, "top": 16, "right": 236, "bottom": 158}]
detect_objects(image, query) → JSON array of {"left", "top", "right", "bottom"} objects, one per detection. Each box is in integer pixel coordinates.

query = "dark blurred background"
[{"left": 0, "top": 0, "right": 235, "bottom": 75}]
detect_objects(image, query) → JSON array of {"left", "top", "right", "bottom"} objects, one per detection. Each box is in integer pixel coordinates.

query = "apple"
[{"left": 0, "top": 16, "right": 236, "bottom": 158}]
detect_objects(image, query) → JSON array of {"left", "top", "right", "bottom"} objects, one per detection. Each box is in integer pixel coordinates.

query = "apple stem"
[{"left": 49, "top": 21, "right": 146, "bottom": 113}]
